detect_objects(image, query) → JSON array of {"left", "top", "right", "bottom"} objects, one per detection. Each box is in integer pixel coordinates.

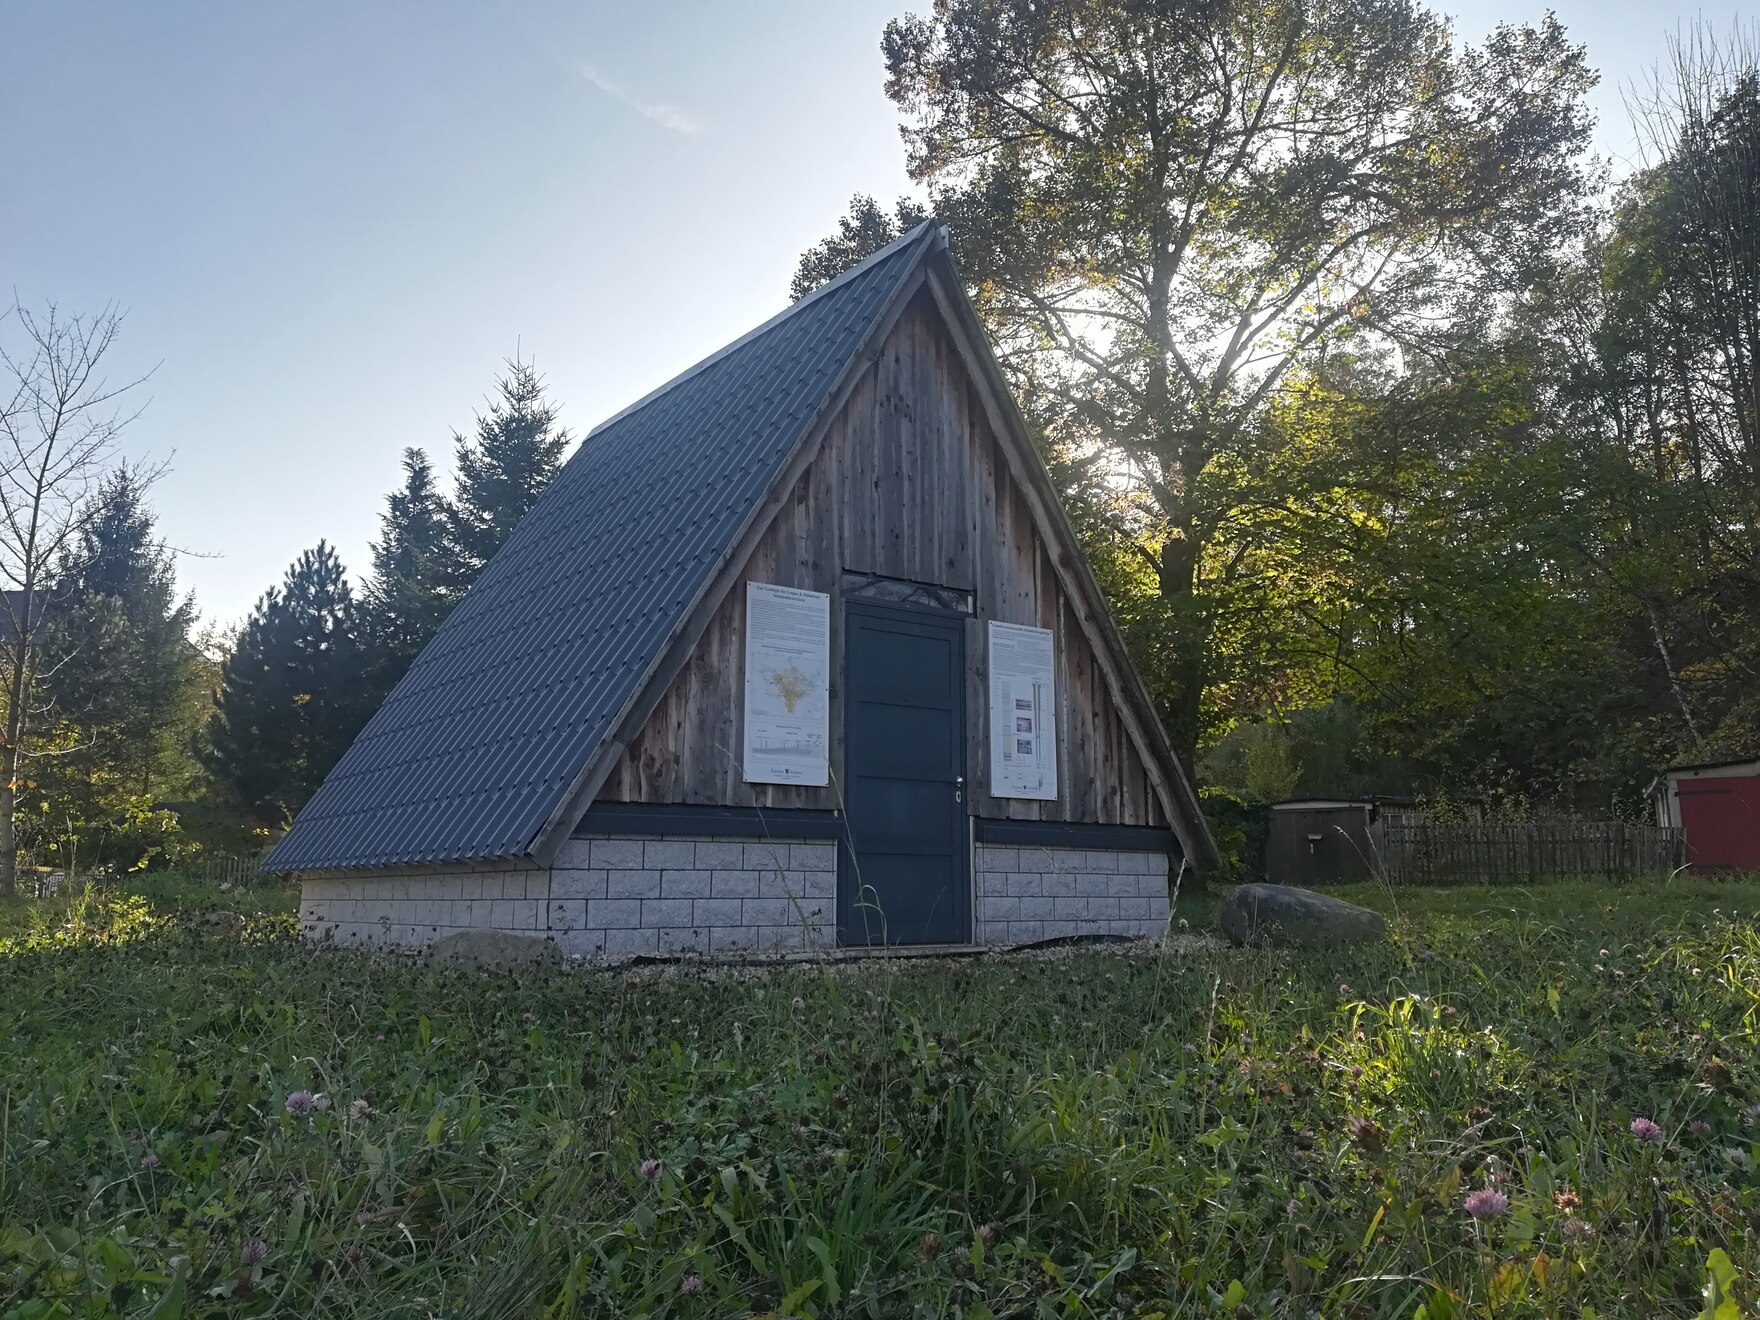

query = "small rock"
[
  {"left": 428, "top": 929, "right": 561, "bottom": 973},
  {"left": 193, "top": 910, "right": 246, "bottom": 939},
  {"left": 1219, "top": 883, "right": 1385, "bottom": 948}
]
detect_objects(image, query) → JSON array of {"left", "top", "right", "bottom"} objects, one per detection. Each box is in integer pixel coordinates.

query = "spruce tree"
[
  {"left": 204, "top": 542, "right": 367, "bottom": 825},
  {"left": 33, "top": 467, "right": 206, "bottom": 866},
  {"left": 360, "top": 447, "right": 453, "bottom": 696},
  {"left": 447, "top": 359, "right": 571, "bottom": 582}
]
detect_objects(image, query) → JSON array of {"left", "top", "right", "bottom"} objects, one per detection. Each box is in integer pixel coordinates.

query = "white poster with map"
[
  {"left": 989, "top": 621, "right": 1058, "bottom": 800},
  {"left": 742, "top": 582, "right": 831, "bottom": 786}
]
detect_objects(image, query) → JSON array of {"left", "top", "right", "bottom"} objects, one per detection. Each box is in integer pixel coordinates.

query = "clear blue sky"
[{"left": 2, "top": 1, "right": 1742, "bottom": 627}]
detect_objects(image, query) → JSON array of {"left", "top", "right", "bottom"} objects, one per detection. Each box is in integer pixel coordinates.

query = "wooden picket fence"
[
  {"left": 197, "top": 852, "right": 272, "bottom": 888},
  {"left": 1371, "top": 820, "right": 1685, "bottom": 886}
]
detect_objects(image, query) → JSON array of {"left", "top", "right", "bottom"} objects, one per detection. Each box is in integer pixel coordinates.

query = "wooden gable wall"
[{"left": 595, "top": 288, "right": 1170, "bottom": 828}]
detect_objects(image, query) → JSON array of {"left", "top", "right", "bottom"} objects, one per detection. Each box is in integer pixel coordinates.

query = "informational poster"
[
  {"left": 989, "top": 621, "right": 1058, "bottom": 800},
  {"left": 742, "top": 582, "right": 831, "bottom": 786}
]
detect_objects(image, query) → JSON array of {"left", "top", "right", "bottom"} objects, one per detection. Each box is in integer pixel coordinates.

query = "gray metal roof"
[{"left": 264, "top": 225, "right": 936, "bottom": 873}]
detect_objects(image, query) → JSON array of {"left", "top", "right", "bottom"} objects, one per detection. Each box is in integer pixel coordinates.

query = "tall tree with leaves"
[
  {"left": 801, "top": 0, "right": 1597, "bottom": 761},
  {"left": 1584, "top": 33, "right": 1760, "bottom": 755},
  {"left": 204, "top": 542, "right": 366, "bottom": 826},
  {"left": 447, "top": 360, "right": 572, "bottom": 583},
  {"left": 359, "top": 447, "right": 453, "bottom": 697},
  {"left": 0, "top": 303, "right": 142, "bottom": 893}
]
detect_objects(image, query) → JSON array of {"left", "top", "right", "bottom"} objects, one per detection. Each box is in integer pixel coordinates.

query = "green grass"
[{"left": 1, "top": 875, "right": 1756, "bottom": 1318}]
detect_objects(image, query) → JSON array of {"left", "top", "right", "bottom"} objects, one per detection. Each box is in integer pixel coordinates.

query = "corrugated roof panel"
[{"left": 264, "top": 230, "right": 930, "bottom": 873}]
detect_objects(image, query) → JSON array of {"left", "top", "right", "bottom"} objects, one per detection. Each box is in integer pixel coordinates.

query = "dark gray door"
[{"left": 840, "top": 601, "right": 969, "bottom": 945}]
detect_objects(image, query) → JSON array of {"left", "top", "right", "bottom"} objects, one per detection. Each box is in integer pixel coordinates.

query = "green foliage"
[
  {"left": 357, "top": 447, "right": 454, "bottom": 702},
  {"left": 808, "top": 0, "right": 1597, "bottom": 762},
  {"left": 29, "top": 467, "right": 208, "bottom": 871},
  {"left": 2, "top": 880, "right": 1757, "bottom": 1315},
  {"left": 444, "top": 359, "right": 572, "bottom": 585},
  {"left": 202, "top": 543, "right": 367, "bottom": 828},
  {"left": 794, "top": 11, "right": 1760, "bottom": 818},
  {"left": 790, "top": 194, "right": 930, "bottom": 301}
]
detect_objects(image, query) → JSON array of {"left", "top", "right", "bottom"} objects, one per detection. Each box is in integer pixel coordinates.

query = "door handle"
[{"left": 954, "top": 776, "right": 964, "bottom": 804}]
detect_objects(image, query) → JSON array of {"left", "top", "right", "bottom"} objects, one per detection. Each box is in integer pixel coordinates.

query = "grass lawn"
[{"left": 1, "top": 875, "right": 1756, "bottom": 1318}]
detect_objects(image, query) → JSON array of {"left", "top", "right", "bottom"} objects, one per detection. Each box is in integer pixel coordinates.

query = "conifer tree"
[
  {"left": 359, "top": 447, "right": 453, "bottom": 695},
  {"left": 204, "top": 542, "right": 366, "bottom": 825},
  {"left": 39, "top": 466, "right": 204, "bottom": 814},
  {"left": 446, "top": 360, "right": 571, "bottom": 582}
]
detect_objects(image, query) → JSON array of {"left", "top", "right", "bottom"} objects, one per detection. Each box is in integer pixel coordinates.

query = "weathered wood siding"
[{"left": 597, "top": 290, "right": 1168, "bottom": 827}]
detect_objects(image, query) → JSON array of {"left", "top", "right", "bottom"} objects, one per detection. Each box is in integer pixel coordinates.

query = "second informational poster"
[
  {"left": 989, "top": 621, "right": 1058, "bottom": 800},
  {"left": 742, "top": 583, "right": 830, "bottom": 785}
]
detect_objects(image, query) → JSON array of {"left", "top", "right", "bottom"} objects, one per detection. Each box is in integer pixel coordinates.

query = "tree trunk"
[
  {"left": 1157, "top": 534, "right": 1206, "bottom": 772},
  {"left": 1, "top": 626, "right": 31, "bottom": 898},
  {"left": 0, "top": 744, "right": 15, "bottom": 898}
]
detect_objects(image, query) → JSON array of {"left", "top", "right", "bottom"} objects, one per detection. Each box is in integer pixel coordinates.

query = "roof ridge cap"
[{"left": 584, "top": 221, "right": 941, "bottom": 440}]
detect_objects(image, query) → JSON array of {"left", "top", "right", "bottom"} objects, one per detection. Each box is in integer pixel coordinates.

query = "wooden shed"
[
  {"left": 1654, "top": 757, "right": 1760, "bottom": 873},
  {"left": 267, "top": 223, "right": 1216, "bottom": 955}
]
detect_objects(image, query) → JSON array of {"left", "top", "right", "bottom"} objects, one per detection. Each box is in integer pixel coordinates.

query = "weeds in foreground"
[{"left": 0, "top": 879, "right": 1755, "bottom": 1317}]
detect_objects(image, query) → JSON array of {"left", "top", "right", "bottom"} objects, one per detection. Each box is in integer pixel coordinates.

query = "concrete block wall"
[
  {"left": 973, "top": 844, "right": 1168, "bottom": 946},
  {"left": 546, "top": 835, "right": 836, "bottom": 956},
  {"left": 299, "top": 863, "right": 551, "bottom": 947},
  {"left": 299, "top": 838, "right": 1165, "bottom": 956}
]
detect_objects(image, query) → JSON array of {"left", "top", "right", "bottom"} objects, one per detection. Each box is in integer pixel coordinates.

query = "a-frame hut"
[{"left": 267, "top": 223, "right": 1217, "bottom": 955}]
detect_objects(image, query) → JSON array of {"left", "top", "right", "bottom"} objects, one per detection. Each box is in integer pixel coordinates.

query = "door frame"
[{"left": 836, "top": 596, "right": 973, "bottom": 946}]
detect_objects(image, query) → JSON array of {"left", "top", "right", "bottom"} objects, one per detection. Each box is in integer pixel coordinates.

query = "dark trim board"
[
  {"left": 575, "top": 802, "right": 847, "bottom": 841},
  {"left": 974, "top": 818, "right": 1179, "bottom": 854},
  {"left": 578, "top": 808, "right": 1178, "bottom": 855}
]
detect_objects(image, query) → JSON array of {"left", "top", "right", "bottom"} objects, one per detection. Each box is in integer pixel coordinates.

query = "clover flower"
[
  {"left": 639, "top": 1158, "right": 662, "bottom": 1181},
  {"left": 139, "top": 1153, "right": 159, "bottom": 1169},
  {"left": 1629, "top": 1116, "right": 1664, "bottom": 1145},
  {"left": 1688, "top": 1119, "right": 1711, "bottom": 1135},
  {"left": 241, "top": 1240, "right": 269, "bottom": 1266},
  {"left": 284, "top": 1090, "right": 319, "bottom": 1115},
  {"left": 1345, "top": 1115, "right": 1386, "bottom": 1154},
  {"left": 1560, "top": 1217, "right": 1596, "bottom": 1241},
  {"left": 680, "top": 1274, "right": 704, "bottom": 1295},
  {"left": 1463, "top": 1189, "right": 1510, "bottom": 1220}
]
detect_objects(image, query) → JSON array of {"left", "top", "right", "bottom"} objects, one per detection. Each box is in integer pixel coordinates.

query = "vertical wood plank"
[{"left": 595, "top": 287, "right": 1170, "bottom": 830}]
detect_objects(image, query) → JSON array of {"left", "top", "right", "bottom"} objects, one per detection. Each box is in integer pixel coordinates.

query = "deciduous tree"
[
  {"left": 0, "top": 303, "right": 140, "bottom": 893},
  {"left": 801, "top": 0, "right": 1597, "bottom": 761}
]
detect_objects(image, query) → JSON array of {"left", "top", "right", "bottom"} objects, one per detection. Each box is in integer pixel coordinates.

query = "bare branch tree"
[{"left": 0, "top": 301, "right": 148, "bottom": 894}]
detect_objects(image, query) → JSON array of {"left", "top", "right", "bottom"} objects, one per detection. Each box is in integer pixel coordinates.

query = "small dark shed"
[
  {"left": 266, "top": 223, "right": 1218, "bottom": 956},
  {"left": 1265, "top": 800, "right": 1379, "bottom": 887},
  {"left": 1263, "top": 796, "right": 1459, "bottom": 886}
]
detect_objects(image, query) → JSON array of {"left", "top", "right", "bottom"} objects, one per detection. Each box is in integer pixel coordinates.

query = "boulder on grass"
[
  {"left": 1219, "top": 883, "right": 1385, "bottom": 948},
  {"left": 193, "top": 910, "right": 246, "bottom": 940},
  {"left": 428, "top": 929, "right": 562, "bottom": 973}
]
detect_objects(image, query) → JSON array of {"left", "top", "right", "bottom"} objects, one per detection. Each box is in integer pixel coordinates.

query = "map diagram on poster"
[
  {"left": 743, "top": 583, "right": 830, "bottom": 786},
  {"left": 989, "top": 621, "right": 1058, "bottom": 800}
]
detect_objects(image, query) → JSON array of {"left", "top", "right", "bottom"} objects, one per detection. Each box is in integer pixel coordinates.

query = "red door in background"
[{"left": 1678, "top": 775, "right": 1760, "bottom": 871}]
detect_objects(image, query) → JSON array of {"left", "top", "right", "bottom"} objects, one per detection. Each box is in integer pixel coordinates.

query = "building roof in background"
[
  {"left": 1659, "top": 756, "right": 1760, "bottom": 777},
  {"left": 264, "top": 225, "right": 938, "bottom": 873}
]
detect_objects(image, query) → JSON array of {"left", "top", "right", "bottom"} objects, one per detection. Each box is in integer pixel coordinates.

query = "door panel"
[{"left": 840, "top": 602, "right": 969, "bottom": 945}]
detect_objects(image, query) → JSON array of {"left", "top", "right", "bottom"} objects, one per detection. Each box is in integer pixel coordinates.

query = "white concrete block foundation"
[
  {"left": 298, "top": 835, "right": 835, "bottom": 956},
  {"left": 299, "top": 836, "right": 1169, "bottom": 957},
  {"left": 973, "top": 844, "right": 1169, "bottom": 945}
]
